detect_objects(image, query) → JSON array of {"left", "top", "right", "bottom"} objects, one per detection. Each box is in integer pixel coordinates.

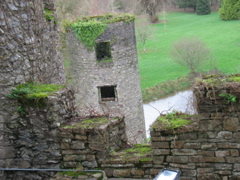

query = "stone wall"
[
  {"left": 0, "top": 0, "right": 66, "bottom": 95},
  {"left": 66, "top": 20, "right": 146, "bottom": 144},
  {"left": 2, "top": 88, "right": 76, "bottom": 179},
  {"left": 59, "top": 117, "right": 128, "bottom": 169}
]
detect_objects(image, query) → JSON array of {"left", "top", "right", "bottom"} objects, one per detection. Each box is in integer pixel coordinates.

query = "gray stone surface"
[{"left": 66, "top": 20, "right": 146, "bottom": 144}]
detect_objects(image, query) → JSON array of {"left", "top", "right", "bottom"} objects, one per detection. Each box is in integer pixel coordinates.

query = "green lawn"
[{"left": 137, "top": 12, "right": 240, "bottom": 90}]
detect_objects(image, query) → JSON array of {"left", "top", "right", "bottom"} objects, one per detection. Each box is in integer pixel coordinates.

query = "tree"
[
  {"left": 219, "top": 0, "right": 240, "bottom": 20},
  {"left": 174, "top": 0, "right": 197, "bottom": 11},
  {"left": 135, "top": 17, "right": 156, "bottom": 52},
  {"left": 196, "top": 0, "right": 211, "bottom": 15},
  {"left": 170, "top": 37, "right": 212, "bottom": 75}
]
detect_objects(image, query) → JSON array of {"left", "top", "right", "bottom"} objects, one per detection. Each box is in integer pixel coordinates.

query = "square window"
[
  {"left": 95, "top": 42, "right": 112, "bottom": 62},
  {"left": 98, "top": 86, "right": 117, "bottom": 102}
]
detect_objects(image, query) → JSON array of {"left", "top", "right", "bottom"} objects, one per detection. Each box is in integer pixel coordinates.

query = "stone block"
[
  {"left": 149, "top": 168, "right": 162, "bottom": 175},
  {"left": 60, "top": 142, "right": 70, "bottom": 149},
  {"left": 171, "top": 141, "right": 185, "bottom": 148},
  {"left": 226, "top": 157, "right": 240, "bottom": 163},
  {"left": 189, "top": 156, "right": 205, "bottom": 163},
  {"left": 152, "top": 149, "right": 170, "bottom": 155},
  {"left": 171, "top": 149, "right": 197, "bottom": 156},
  {"left": 230, "top": 149, "right": 239, "bottom": 156},
  {"left": 233, "top": 163, "right": 240, "bottom": 171},
  {"left": 74, "top": 135, "right": 87, "bottom": 140},
  {"left": 182, "top": 169, "right": 196, "bottom": 177},
  {"left": 166, "top": 156, "right": 189, "bottom": 163},
  {"left": 229, "top": 143, "right": 240, "bottom": 148},
  {"left": 131, "top": 168, "right": 144, "bottom": 176},
  {"left": 214, "top": 163, "right": 232, "bottom": 170},
  {"left": 217, "top": 131, "right": 233, "bottom": 139},
  {"left": 197, "top": 150, "right": 215, "bottom": 157},
  {"left": 113, "top": 169, "right": 131, "bottom": 177},
  {"left": 70, "top": 141, "right": 85, "bottom": 149},
  {"left": 197, "top": 168, "right": 214, "bottom": 174},
  {"left": 201, "top": 143, "right": 217, "bottom": 150},
  {"left": 234, "top": 132, "right": 240, "bottom": 139},
  {"left": 170, "top": 163, "right": 195, "bottom": 169},
  {"left": 63, "top": 155, "right": 86, "bottom": 161},
  {"left": 183, "top": 143, "right": 201, "bottom": 149},
  {"left": 198, "top": 120, "right": 222, "bottom": 131},
  {"left": 178, "top": 133, "right": 197, "bottom": 140},
  {"left": 223, "top": 118, "right": 239, "bottom": 131},
  {"left": 152, "top": 156, "right": 164, "bottom": 164},
  {"left": 151, "top": 142, "right": 169, "bottom": 148},
  {"left": 82, "top": 161, "right": 98, "bottom": 168},
  {"left": 205, "top": 157, "right": 225, "bottom": 163},
  {"left": 215, "top": 170, "right": 231, "bottom": 175},
  {"left": 215, "top": 150, "right": 229, "bottom": 157},
  {"left": 197, "top": 174, "right": 221, "bottom": 180},
  {"left": 0, "top": 148, "right": 14, "bottom": 159},
  {"left": 217, "top": 143, "right": 229, "bottom": 148}
]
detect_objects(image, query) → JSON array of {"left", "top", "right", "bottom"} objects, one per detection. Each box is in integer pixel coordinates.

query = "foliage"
[
  {"left": 197, "top": 74, "right": 240, "bottom": 88},
  {"left": 44, "top": 8, "right": 57, "bottom": 24},
  {"left": 219, "top": 93, "right": 237, "bottom": 103},
  {"left": 110, "top": 144, "right": 152, "bottom": 162},
  {"left": 170, "top": 36, "right": 212, "bottom": 75},
  {"left": 65, "top": 14, "right": 135, "bottom": 50},
  {"left": 151, "top": 111, "right": 195, "bottom": 130},
  {"left": 219, "top": 0, "right": 240, "bottom": 20},
  {"left": 6, "top": 83, "right": 64, "bottom": 113},
  {"left": 196, "top": 0, "right": 211, "bottom": 15},
  {"left": 175, "top": 0, "right": 197, "bottom": 11}
]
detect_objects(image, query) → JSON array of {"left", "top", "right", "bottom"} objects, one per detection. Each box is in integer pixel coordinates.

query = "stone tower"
[{"left": 66, "top": 15, "right": 146, "bottom": 143}]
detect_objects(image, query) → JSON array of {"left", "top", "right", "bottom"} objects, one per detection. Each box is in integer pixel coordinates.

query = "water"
[{"left": 143, "top": 90, "right": 195, "bottom": 137}]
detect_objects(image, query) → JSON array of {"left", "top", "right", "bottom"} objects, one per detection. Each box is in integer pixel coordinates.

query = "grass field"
[{"left": 137, "top": 12, "right": 240, "bottom": 90}]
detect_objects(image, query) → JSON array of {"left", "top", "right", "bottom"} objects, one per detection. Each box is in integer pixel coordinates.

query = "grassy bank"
[{"left": 137, "top": 12, "right": 240, "bottom": 94}]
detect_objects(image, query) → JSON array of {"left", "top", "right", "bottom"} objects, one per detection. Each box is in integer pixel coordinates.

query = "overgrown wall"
[
  {"left": 2, "top": 89, "right": 76, "bottom": 179},
  {"left": 0, "top": 0, "right": 66, "bottom": 179}
]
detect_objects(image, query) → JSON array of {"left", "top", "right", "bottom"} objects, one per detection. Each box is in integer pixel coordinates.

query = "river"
[{"left": 143, "top": 90, "right": 196, "bottom": 137}]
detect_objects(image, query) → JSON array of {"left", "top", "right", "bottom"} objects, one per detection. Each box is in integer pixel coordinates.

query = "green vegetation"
[
  {"left": 137, "top": 12, "right": 240, "bottom": 101},
  {"left": 219, "top": 93, "right": 237, "bottom": 103},
  {"left": 65, "top": 14, "right": 135, "bottom": 50},
  {"left": 60, "top": 171, "right": 103, "bottom": 179},
  {"left": 196, "top": 0, "right": 211, "bottom": 15},
  {"left": 197, "top": 74, "right": 240, "bottom": 86},
  {"left": 62, "top": 117, "right": 112, "bottom": 129},
  {"left": 6, "top": 82, "right": 64, "bottom": 113},
  {"left": 110, "top": 144, "right": 152, "bottom": 162},
  {"left": 44, "top": 8, "right": 57, "bottom": 24},
  {"left": 151, "top": 111, "right": 196, "bottom": 131},
  {"left": 219, "top": 0, "right": 240, "bottom": 20}
]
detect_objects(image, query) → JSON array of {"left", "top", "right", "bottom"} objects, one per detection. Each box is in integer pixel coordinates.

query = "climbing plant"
[{"left": 65, "top": 13, "right": 135, "bottom": 50}]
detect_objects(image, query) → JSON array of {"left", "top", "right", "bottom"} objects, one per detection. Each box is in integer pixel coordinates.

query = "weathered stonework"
[
  {"left": 0, "top": 0, "right": 66, "bottom": 95},
  {"left": 66, "top": 20, "right": 146, "bottom": 144}
]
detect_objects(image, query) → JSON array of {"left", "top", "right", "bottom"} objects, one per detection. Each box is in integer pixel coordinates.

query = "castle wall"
[
  {"left": 0, "top": 0, "right": 66, "bottom": 95},
  {"left": 0, "top": 0, "right": 67, "bottom": 179},
  {"left": 66, "top": 21, "right": 146, "bottom": 144}
]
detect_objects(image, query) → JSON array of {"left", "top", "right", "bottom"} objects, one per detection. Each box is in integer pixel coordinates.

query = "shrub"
[
  {"left": 219, "top": 0, "right": 240, "bottom": 20},
  {"left": 196, "top": 0, "right": 211, "bottom": 15}
]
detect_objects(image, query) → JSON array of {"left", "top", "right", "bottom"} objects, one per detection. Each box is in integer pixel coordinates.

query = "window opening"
[
  {"left": 96, "top": 42, "right": 112, "bottom": 62},
  {"left": 99, "top": 86, "right": 117, "bottom": 102}
]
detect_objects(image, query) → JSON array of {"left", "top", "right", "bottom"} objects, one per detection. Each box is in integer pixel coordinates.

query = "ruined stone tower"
[{"left": 66, "top": 15, "right": 146, "bottom": 143}]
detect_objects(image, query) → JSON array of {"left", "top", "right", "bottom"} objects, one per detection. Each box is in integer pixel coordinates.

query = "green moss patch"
[
  {"left": 65, "top": 13, "right": 135, "bottom": 50},
  {"left": 62, "top": 117, "right": 115, "bottom": 129},
  {"left": 6, "top": 82, "right": 64, "bottom": 113},
  {"left": 151, "top": 111, "right": 196, "bottom": 131},
  {"left": 59, "top": 171, "right": 103, "bottom": 179},
  {"left": 197, "top": 74, "right": 240, "bottom": 87},
  {"left": 110, "top": 144, "right": 152, "bottom": 162}
]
